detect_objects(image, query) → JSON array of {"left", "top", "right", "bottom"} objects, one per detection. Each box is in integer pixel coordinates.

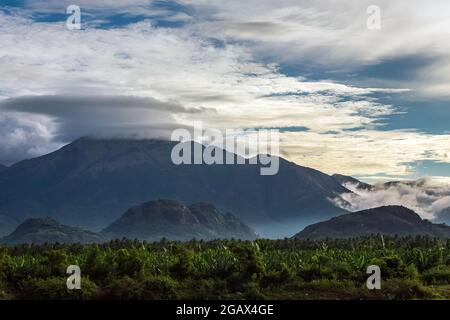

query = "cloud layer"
[
  {"left": 186, "top": 0, "right": 450, "bottom": 97},
  {"left": 0, "top": 95, "right": 210, "bottom": 143},
  {"left": 333, "top": 178, "right": 450, "bottom": 221}
]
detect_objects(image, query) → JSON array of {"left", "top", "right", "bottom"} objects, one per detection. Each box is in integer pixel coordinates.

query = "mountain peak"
[
  {"left": 16, "top": 217, "right": 60, "bottom": 229},
  {"left": 362, "top": 205, "right": 422, "bottom": 223}
]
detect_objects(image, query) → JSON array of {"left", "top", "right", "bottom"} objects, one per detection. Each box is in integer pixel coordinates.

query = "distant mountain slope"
[
  {"left": 0, "top": 164, "right": 7, "bottom": 172},
  {"left": 382, "top": 179, "right": 428, "bottom": 189},
  {"left": 1, "top": 217, "right": 106, "bottom": 245},
  {"left": 332, "top": 174, "right": 373, "bottom": 190},
  {"left": 294, "top": 206, "right": 450, "bottom": 240},
  {"left": 0, "top": 138, "right": 349, "bottom": 238},
  {"left": 103, "top": 199, "right": 257, "bottom": 241}
]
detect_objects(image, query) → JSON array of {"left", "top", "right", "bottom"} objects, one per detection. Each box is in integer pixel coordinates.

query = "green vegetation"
[{"left": 1, "top": 236, "right": 450, "bottom": 300}]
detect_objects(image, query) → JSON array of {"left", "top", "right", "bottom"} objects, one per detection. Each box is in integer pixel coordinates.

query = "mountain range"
[
  {"left": 3, "top": 138, "right": 449, "bottom": 241},
  {"left": 294, "top": 205, "right": 450, "bottom": 240},
  {"left": 4, "top": 204, "right": 450, "bottom": 245},
  {"left": 0, "top": 138, "right": 349, "bottom": 238}
]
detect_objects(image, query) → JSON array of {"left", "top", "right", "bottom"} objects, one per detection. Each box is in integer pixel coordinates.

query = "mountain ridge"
[
  {"left": 332, "top": 174, "right": 373, "bottom": 190},
  {"left": 1, "top": 199, "right": 257, "bottom": 244}
]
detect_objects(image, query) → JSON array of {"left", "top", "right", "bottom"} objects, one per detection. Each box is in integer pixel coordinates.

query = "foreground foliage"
[{"left": 1, "top": 236, "right": 450, "bottom": 300}]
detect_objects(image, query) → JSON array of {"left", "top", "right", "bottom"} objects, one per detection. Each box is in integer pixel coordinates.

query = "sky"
[{"left": 1, "top": 0, "right": 450, "bottom": 184}]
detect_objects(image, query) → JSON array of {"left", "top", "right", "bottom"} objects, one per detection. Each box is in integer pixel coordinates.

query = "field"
[{"left": 1, "top": 236, "right": 450, "bottom": 300}]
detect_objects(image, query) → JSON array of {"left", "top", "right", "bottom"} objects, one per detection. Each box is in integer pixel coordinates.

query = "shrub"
[
  {"left": 0, "top": 250, "right": 14, "bottom": 282},
  {"left": 232, "top": 243, "right": 265, "bottom": 279},
  {"left": 169, "top": 249, "right": 195, "bottom": 279},
  {"left": 260, "top": 263, "right": 295, "bottom": 288},
  {"left": 43, "top": 249, "right": 69, "bottom": 275},
  {"left": 18, "top": 277, "right": 100, "bottom": 300},
  {"left": 422, "top": 265, "right": 450, "bottom": 285},
  {"left": 241, "top": 281, "right": 266, "bottom": 300},
  {"left": 115, "top": 249, "right": 144, "bottom": 277},
  {"left": 103, "top": 275, "right": 177, "bottom": 299},
  {"left": 370, "top": 255, "right": 407, "bottom": 279},
  {"left": 383, "top": 279, "right": 435, "bottom": 300}
]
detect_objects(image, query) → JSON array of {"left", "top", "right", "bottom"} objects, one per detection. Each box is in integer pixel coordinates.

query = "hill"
[
  {"left": 1, "top": 217, "right": 106, "bottom": 245},
  {"left": 294, "top": 206, "right": 450, "bottom": 240},
  {"left": 103, "top": 199, "right": 257, "bottom": 241}
]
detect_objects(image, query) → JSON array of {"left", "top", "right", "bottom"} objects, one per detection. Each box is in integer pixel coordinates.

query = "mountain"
[
  {"left": 0, "top": 164, "right": 7, "bottom": 172},
  {"left": 103, "top": 199, "right": 257, "bottom": 241},
  {"left": 1, "top": 217, "right": 106, "bottom": 245},
  {"left": 0, "top": 138, "right": 350, "bottom": 238},
  {"left": 294, "top": 206, "right": 450, "bottom": 240},
  {"left": 332, "top": 174, "right": 373, "bottom": 191}
]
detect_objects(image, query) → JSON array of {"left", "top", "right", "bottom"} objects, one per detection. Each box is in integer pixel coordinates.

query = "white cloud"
[
  {"left": 332, "top": 178, "right": 450, "bottom": 221},
  {"left": 0, "top": 111, "right": 62, "bottom": 165},
  {"left": 9, "top": 1, "right": 450, "bottom": 96},
  {"left": 183, "top": 0, "right": 450, "bottom": 97},
  {"left": 0, "top": 12, "right": 402, "bottom": 127},
  {"left": 281, "top": 130, "right": 450, "bottom": 179},
  {"left": 1, "top": 6, "right": 450, "bottom": 182}
]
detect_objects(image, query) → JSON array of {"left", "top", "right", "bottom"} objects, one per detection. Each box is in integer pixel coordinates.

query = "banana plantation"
[{"left": 1, "top": 236, "right": 450, "bottom": 299}]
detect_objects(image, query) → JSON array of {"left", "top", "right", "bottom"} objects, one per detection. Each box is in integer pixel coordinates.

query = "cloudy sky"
[{"left": 1, "top": 0, "right": 450, "bottom": 183}]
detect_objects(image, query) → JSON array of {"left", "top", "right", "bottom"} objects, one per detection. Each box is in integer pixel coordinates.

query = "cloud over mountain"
[{"left": 333, "top": 178, "right": 450, "bottom": 221}]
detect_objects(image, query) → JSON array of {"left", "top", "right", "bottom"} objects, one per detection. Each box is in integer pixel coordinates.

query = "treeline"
[{"left": 1, "top": 236, "right": 450, "bottom": 299}]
